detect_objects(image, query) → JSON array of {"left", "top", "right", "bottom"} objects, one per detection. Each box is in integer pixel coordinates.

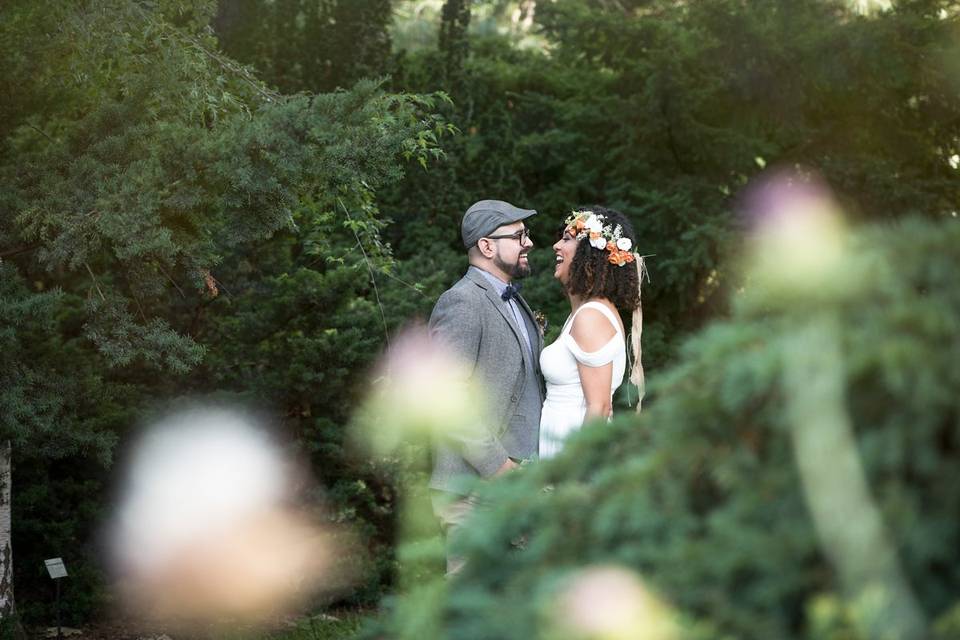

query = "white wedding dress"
[{"left": 538, "top": 301, "right": 626, "bottom": 458}]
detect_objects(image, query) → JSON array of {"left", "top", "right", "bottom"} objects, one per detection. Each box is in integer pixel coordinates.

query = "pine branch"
[
  {"left": 156, "top": 262, "right": 185, "bottom": 299},
  {"left": 375, "top": 269, "right": 425, "bottom": 296},
  {"left": 84, "top": 263, "right": 106, "bottom": 302},
  {"left": 177, "top": 31, "right": 282, "bottom": 104},
  {"left": 0, "top": 244, "right": 39, "bottom": 259},
  {"left": 132, "top": 294, "right": 147, "bottom": 323},
  {"left": 338, "top": 197, "right": 390, "bottom": 347},
  {"left": 130, "top": 3, "right": 282, "bottom": 105},
  {"left": 28, "top": 125, "right": 55, "bottom": 142}
]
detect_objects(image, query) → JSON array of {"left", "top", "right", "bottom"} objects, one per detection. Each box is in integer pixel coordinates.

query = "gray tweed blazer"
[{"left": 428, "top": 268, "right": 544, "bottom": 493}]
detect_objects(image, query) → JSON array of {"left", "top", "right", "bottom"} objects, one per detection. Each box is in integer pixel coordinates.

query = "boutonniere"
[{"left": 534, "top": 310, "right": 548, "bottom": 334}]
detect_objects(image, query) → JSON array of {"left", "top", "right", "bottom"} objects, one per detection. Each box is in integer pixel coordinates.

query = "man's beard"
[{"left": 495, "top": 251, "right": 531, "bottom": 279}]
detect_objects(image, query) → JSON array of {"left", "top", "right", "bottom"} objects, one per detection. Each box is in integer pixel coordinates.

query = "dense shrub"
[
  {"left": 372, "top": 215, "right": 960, "bottom": 639},
  {"left": 1, "top": 0, "right": 445, "bottom": 618}
]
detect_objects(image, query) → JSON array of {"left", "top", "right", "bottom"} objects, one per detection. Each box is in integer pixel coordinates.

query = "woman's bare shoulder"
[{"left": 569, "top": 305, "right": 617, "bottom": 351}]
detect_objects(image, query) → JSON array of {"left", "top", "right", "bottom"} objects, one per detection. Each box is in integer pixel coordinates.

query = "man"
[{"left": 428, "top": 199, "right": 544, "bottom": 575}]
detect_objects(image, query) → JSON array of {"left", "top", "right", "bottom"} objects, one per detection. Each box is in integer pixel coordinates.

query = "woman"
[{"left": 539, "top": 206, "right": 644, "bottom": 458}]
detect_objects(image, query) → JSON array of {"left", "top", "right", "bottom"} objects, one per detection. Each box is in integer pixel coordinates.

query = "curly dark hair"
[{"left": 563, "top": 205, "right": 641, "bottom": 311}]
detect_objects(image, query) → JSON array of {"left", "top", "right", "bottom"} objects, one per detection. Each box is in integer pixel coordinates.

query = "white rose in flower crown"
[
  {"left": 616, "top": 237, "right": 632, "bottom": 251},
  {"left": 585, "top": 215, "right": 603, "bottom": 232},
  {"left": 590, "top": 237, "right": 607, "bottom": 250}
]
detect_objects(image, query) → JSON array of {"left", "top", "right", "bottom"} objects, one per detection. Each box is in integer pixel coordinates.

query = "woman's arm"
[{"left": 569, "top": 307, "right": 616, "bottom": 421}]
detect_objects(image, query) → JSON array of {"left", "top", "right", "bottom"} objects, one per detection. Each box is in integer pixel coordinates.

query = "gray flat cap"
[{"left": 461, "top": 199, "right": 537, "bottom": 248}]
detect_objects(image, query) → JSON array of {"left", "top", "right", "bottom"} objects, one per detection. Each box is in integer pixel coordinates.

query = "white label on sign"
[{"left": 44, "top": 558, "right": 68, "bottom": 579}]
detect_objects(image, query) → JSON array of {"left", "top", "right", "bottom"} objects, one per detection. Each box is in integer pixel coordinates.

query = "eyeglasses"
[{"left": 484, "top": 228, "right": 531, "bottom": 243}]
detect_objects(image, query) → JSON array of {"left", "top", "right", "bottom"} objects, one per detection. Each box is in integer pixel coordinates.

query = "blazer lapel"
[
  {"left": 515, "top": 293, "right": 543, "bottom": 356},
  {"left": 466, "top": 270, "right": 530, "bottom": 366}
]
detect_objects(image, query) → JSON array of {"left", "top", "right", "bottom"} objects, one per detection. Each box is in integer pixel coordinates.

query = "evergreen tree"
[
  {"left": 370, "top": 213, "right": 960, "bottom": 639},
  {"left": 214, "top": 0, "right": 395, "bottom": 93},
  {"left": 381, "top": 0, "right": 960, "bottom": 379},
  {"left": 0, "top": 0, "right": 445, "bottom": 618}
]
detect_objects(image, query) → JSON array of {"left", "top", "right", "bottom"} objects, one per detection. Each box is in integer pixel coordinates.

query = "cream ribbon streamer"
[{"left": 628, "top": 254, "right": 649, "bottom": 412}]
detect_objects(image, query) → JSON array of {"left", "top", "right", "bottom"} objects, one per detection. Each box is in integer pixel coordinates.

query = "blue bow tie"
[{"left": 501, "top": 283, "right": 522, "bottom": 302}]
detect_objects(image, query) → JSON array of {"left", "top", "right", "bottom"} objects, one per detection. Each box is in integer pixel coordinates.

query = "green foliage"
[
  {"left": 5, "top": 0, "right": 960, "bottom": 627},
  {"left": 214, "top": 0, "right": 394, "bottom": 93},
  {"left": 12, "top": 456, "right": 112, "bottom": 623},
  {"left": 262, "top": 611, "right": 373, "bottom": 640},
  {"left": 381, "top": 0, "right": 960, "bottom": 386},
  {"left": 2, "top": 0, "right": 447, "bottom": 364},
  {"left": 1, "top": 0, "right": 447, "bottom": 620},
  {"left": 185, "top": 224, "right": 400, "bottom": 601},
  {"left": 371, "top": 215, "right": 960, "bottom": 639},
  {"left": 0, "top": 266, "right": 135, "bottom": 619},
  {"left": 0, "top": 265, "right": 122, "bottom": 461}
]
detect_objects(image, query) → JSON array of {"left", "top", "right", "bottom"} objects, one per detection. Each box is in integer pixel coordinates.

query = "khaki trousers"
[{"left": 432, "top": 492, "right": 480, "bottom": 577}]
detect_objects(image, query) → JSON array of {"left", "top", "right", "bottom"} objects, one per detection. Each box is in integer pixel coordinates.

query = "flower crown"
[{"left": 564, "top": 210, "right": 636, "bottom": 267}]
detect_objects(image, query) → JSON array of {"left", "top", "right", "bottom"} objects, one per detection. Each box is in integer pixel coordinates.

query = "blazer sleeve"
[{"left": 428, "top": 287, "right": 510, "bottom": 477}]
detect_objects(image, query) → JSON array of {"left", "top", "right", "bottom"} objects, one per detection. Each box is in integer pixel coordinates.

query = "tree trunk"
[
  {"left": 0, "top": 440, "right": 13, "bottom": 618},
  {"left": 439, "top": 0, "right": 471, "bottom": 88}
]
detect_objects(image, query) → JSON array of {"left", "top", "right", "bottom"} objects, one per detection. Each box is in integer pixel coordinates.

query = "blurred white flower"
[
  {"left": 353, "top": 325, "right": 487, "bottom": 455},
  {"left": 590, "top": 236, "right": 608, "bottom": 250},
  {"left": 547, "top": 565, "right": 679, "bottom": 640},
  {"left": 110, "top": 408, "right": 355, "bottom": 625},
  {"left": 616, "top": 237, "right": 632, "bottom": 251},
  {"left": 742, "top": 168, "right": 846, "bottom": 294}
]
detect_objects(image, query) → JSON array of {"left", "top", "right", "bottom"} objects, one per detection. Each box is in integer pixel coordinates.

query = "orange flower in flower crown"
[
  {"left": 568, "top": 217, "right": 587, "bottom": 237},
  {"left": 564, "top": 209, "right": 636, "bottom": 267},
  {"left": 608, "top": 249, "right": 636, "bottom": 266}
]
